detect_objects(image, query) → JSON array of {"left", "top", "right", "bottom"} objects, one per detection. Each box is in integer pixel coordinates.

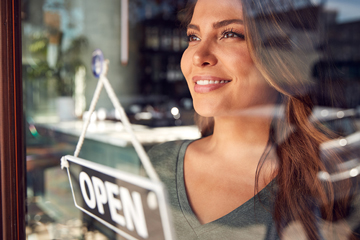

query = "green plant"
[{"left": 26, "top": 33, "right": 88, "bottom": 96}]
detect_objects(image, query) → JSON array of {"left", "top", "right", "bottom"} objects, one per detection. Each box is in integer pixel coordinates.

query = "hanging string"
[
  {"left": 73, "top": 60, "right": 160, "bottom": 182},
  {"left": 73, "top": 72, "right": 105, "bottom": 158}
]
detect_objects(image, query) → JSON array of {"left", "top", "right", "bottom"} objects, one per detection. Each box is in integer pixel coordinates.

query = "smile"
[
  {"left": 193, "top": 79, "right": 231, "bottom": 93},
  {"left": 196, "top": 80, "right": 231, "bottom": 85}
]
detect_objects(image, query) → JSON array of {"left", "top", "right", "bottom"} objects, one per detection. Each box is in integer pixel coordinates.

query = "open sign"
[{"left": 62, "top": 155, "right": 174, "bottom": 240}]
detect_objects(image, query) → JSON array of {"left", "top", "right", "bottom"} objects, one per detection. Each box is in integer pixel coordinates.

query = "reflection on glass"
[
  {"left": 149, "top": 0, "right": 360, "bottom": 239},
  {"left": 22, "top": 0, "right": 360, "bottom": 239}
]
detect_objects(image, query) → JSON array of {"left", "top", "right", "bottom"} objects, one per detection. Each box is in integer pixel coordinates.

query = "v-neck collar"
[{"left": 175, "top": 140, "right": 275, "bottom": 236}]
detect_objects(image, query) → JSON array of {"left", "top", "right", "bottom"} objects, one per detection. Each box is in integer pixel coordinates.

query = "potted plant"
[{"left": 25, "top": 32, "right": 87, "bottom": 121}]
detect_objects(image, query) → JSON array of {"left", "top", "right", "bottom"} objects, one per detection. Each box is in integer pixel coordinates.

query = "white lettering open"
[
  {"left": 78, "top": 172, "right": 150, "bottom": 238},
  {"left": 92, "top": 176, "right": 108, "bottom": 214},
  {"left": 105, "top": 181, "right": 126, "bottom": 226},
  {"left": 79, "top": 172, "right": 96, "bottom": 209},
  {"left": 120, "top": 187, "right": 149, "bottom": 238}
]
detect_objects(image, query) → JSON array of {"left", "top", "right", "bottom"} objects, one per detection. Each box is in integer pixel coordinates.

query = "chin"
[{"left": 193, "top": 103, "right": 219, "bottom": 118}]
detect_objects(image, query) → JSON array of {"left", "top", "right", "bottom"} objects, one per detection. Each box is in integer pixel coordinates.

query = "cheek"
[
  {"left": 232, "top": 48, "right": 254, "bottom": 69},
  {"left": 227, "top": 48, "right": 277, "bottom": 101},
  {"left": 181, "top": 49, "right": 195, "bottom": 94},
  {"left": 180, "top": 49, "right": 191, "bottom": 78},
  {"left": 221, "top": 47, "right": 255, "bottom": 78}
]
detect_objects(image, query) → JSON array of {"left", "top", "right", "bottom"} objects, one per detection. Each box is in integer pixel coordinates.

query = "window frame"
[{"left": 0, "top": 0, "right": 26, "bottom": 239}]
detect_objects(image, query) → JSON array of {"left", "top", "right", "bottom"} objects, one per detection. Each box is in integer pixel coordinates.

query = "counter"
[{"left": 40, "top": 120, "right": 201, "bottom": 147}]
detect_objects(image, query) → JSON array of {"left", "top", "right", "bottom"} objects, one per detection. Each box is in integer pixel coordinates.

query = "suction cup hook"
[{"left": 92, "top": 49, "right": 104, "bottom": 78}]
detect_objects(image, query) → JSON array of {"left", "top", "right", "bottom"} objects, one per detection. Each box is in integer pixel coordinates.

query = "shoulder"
[
  {"left": 148, "top": 140, "right": 187, "bottom": 162},
  {"left": 147, "top": 140, "right": 192, "bottom": 182},
  {"left": 147, "top": 140, "right": 192, "bottom": 170}
]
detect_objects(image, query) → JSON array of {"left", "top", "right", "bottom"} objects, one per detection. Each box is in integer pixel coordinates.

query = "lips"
[{"left": 192, "top": 76, "right": 231, "bottom": 93}]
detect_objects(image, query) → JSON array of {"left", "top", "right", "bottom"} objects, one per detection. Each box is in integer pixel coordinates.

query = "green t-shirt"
[{"left": 148, "top": 140, "right": 279, "bottom": 240}]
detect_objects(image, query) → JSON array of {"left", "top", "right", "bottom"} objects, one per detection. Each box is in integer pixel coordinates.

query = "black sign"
[{"left": 63, "top": 155, "right": 174, "bottom": 240}]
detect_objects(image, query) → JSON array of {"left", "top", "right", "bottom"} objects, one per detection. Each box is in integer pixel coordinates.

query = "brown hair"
[{"left": 182, "top": 0, "right": 355, "bottom": 239}]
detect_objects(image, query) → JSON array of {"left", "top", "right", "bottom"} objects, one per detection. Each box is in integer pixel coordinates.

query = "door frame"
[{"left": 0, "top": 0, "right": 26, "bottom": 239}]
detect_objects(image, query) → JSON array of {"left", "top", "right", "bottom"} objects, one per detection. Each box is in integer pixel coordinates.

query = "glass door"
[
  {"left": 1, "top": 0, "right": 359, "bottom": 239},
  {"left": 21, "top": 0, "right": 196, "bottom": 239}
]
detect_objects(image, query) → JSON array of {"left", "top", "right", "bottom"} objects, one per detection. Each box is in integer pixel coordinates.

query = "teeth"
[{"left": 196, "top": 80, "right": 230, "bottom": 85}]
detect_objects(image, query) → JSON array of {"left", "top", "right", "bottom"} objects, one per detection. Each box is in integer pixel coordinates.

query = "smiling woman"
[
  {"left": 148, "top": 0, "right": 360, "bottom": 239},
  {"left": 181, "top": 0, "right": 278, "bottom": 118}
]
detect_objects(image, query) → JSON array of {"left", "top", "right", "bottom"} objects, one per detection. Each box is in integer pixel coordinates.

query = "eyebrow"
[
  {"left": 213, "top": 19, "right": 243, "bottom": 29},
  {"left": 187, "top": 19, "right": 243, "bottom": 31}
]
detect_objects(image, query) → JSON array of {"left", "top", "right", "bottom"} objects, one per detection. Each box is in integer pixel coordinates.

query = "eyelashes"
[
  {"left": 186, "top": 31, "right": 199, "bottom": 42},
  {"left": 220, "top": 28, "right": 245, "bottom": 40},
  {"left": 186, "top": 28, "right": 245, "bottom": 42}
]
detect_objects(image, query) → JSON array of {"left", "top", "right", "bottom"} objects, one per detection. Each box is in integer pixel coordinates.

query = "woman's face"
[{"left": 181, "top": 0, "right": 278, "bottom": 118}]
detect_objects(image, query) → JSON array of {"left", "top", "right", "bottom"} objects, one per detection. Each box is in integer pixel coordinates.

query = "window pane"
[
  {"left": 23, "top": 0, "right": 196, "bottom": 239},
  {"left": 22, "top": 0, "right": 360, "bottom": 239}
]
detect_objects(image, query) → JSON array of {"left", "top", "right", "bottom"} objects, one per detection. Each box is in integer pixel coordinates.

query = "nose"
[{"left": 192, "top": 42, "right": 217, "bottom": 67}]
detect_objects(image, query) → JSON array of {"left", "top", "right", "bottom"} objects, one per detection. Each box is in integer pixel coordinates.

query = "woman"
[{"left": 148, "top": 0, "right": 359, "bottom": 239}]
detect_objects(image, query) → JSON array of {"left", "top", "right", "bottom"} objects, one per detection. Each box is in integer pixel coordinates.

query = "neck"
[
  {"left": 211, "top": 105, "right": 274, "bottom": 145},
  {"left": 203, "top": 105, "right": 276, "bottom": 169}
]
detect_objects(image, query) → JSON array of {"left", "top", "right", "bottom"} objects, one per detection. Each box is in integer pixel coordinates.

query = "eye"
[
  {"left": 221, "top": 29, "right": 245, "bottom": 40},
  {"left": 186, "top": 33, "right": 200, "bottom": 42},
  {"left": 223, "top": 32, "right": 238, "bottom": 38}
]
